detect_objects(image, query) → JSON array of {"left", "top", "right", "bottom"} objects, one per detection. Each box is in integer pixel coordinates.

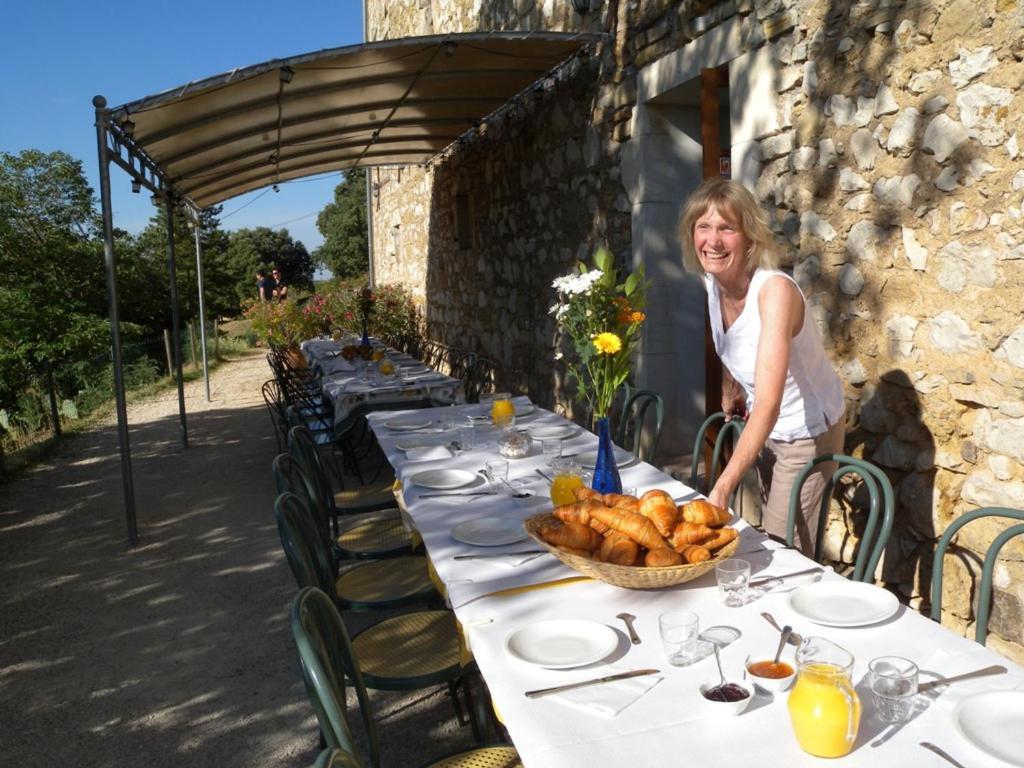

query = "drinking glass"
[
  {"left": 457, "top": 426, "right": 475, "bottom": 451},
  {"left": 549, "top": 457, "right": 583, "bottom": 506},
  {"left": 716, "top": 559, "right": 751, "bottom": 607},
  {"left": 439, "top": 409, "right": 457, "bottom": 431},
  {"left": 541, "top": 438, "right": 562, "bottom": 456},
  {"left": 485, "top": 459, "right": 509, "bottom": 483},
  {"left": 659, "top": 610, "right": 700, "bottom": 666},
  {"left": 868, "top": 656, "right": 918, "bottom": 724},
  {"left": 491, "top": 392, "right": 515, "bottom": 427}
]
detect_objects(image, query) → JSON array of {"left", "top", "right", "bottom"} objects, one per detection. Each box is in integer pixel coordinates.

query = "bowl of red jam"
[{"left": 698, "top": 680, "right": 753, "bottom": 715}]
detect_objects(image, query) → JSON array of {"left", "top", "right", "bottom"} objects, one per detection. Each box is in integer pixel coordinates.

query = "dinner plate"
[
  {"left": 395, "top": 437, "right": 443, "bottom": 452},
  {"left": 577, "top": 446, "right": 636, "bottom": 469},
  {"left": 504, "top": 619, "right": 618, "bottom": 669},
  {"left": 344, "top": 381, "right": 375, "bottom": 393},
  {"left": 452, "top": 517, "right": 528, "bottom": 546},
  {"left": 410, "top": 468, "right": 479, "bottom": 490},
  {"left": 410, "top": 373, "right": 448, "bottom": 383},
  {"left": 514, "top": 404, "right": 535, "bottom": 417},
  {"left": 383, "top": 417, "right": 433, "bottom": 431},
  {"left": 788, "top": 581, "right": 899, "bottom": 627},
  {"left": 527, "top": 424, "right": 576, "bottom": 440},
  {"left": 953, "top": 691, "right": 1024, "bottom": 766}
]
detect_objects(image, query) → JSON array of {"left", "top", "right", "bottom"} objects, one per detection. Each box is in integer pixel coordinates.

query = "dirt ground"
[{"left": 0, "top": 352, "right": 477, "bottom": 767}]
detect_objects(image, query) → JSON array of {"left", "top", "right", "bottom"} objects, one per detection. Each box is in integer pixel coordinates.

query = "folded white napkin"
[
  {"left": 322, "top": 357, "right": 355, "bottom": 374},
  {"left": 344, "top": 381, "right": 374, "bottom": 393},
  {"left": 405, "top": 446, "right": 454, "bottom": 462},
  {"left": 550, "top": 668, "right": 663, "bottom": 717}
]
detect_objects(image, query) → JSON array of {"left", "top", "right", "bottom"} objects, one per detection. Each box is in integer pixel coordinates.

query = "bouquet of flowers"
[
  {"left": 356, "top": 285, "right": 375, "bottom": 338},
  {"left": 550, "top": 247, "right": 648, "bottom": 420}
]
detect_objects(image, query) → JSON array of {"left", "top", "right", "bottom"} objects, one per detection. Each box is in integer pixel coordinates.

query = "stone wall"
[{"left": 367, "top": 0, "right": 1024, "bottom": 661}]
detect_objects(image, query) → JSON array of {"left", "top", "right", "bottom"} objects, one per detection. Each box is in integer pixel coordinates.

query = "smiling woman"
[{"left": 679, "top": 179, "right": 844, "bottom": 554}]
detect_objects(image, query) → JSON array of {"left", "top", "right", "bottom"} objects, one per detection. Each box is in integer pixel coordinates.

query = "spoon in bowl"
[{"left": 773, "top": 626, "right": 792, "bottom": 665}]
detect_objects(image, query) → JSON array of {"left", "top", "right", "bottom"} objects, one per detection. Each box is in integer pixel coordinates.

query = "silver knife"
[
  {"left": 454, "top": 549, "right": 545, "bottom": 561},
  {"left": 917, "top": 664, "right": 1007, "bottom": 693},
  {"left": 419, "top": 490, "right": 498, "bottom": 498},
  {"left": 524, "top": 668, "right": 660, "bottom": 699},
  {"left": 749, "top": 566, "right": 824, "bottom": 589}
]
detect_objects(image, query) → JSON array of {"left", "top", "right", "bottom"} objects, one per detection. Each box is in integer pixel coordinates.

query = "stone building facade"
[{"left": 365, "top": 0, "right": 1024, "bottom": 661}]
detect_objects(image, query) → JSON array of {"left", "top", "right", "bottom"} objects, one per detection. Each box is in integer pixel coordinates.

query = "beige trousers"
[{"left": 756, "top": 421, "right": 845, "bottom": 556}]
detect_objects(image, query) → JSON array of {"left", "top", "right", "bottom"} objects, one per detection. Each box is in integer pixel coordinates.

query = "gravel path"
[{"left": 0, "top": 353, "right": 478, "bottom": 767}]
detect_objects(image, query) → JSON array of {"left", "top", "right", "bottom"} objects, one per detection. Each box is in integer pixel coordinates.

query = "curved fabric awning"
[{"left": 108, "top": 32, "right": 599, "bottom": 209}]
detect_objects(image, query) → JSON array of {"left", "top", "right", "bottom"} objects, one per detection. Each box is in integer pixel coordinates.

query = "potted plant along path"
[{"left": 550, "top": 247, "right": 648, "bottom": 494}]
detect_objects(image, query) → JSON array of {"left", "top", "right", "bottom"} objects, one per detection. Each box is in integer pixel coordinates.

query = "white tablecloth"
[{"left": 368, "top": 400, "right": 1024, "bottom": 768}]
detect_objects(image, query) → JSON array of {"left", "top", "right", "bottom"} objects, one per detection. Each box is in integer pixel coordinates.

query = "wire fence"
[{"left": 0, "top": 319, "right": 255, "bottom": 478}]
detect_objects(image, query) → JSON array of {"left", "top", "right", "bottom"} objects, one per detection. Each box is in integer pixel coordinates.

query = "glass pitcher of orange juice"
[
  {"left": 549, "top": 457, "right": 584, "bottom": 506},
  {"left": 788, "top": 637, "right": 861, "bottom": 758},
  {"left": 491, "top": 392, "right": 515, "bottom": 427}
]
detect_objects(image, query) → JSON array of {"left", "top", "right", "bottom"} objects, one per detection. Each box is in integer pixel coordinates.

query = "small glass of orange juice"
[
  {"left": 549, "top": 457, "right": 584, "bottom": 506},
  {"left": 371, "top": 348, "right": 386, "bottom": 362},
  {"left": 788, "top": 637, "right": 860, "bottom": 758},
  {"left": 491, "top": 392, "right": 515, "bottom": 427},
  {"left": 379, "top": 357, "right": 395, "bottom": 376}
]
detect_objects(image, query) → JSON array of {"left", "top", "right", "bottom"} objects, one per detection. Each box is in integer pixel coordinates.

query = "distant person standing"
[
  {"left": 255, "top": 269, "right": 275, "bottom": 302},
  {"left": 271, "top": 268, "right": 288, "bottom": 301}
]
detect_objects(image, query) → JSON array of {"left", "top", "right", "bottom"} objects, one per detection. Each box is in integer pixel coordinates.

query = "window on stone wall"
[
  {"left": 454, "top": 193, "right": 472, "bottom": 251},
  {"left": 391, "top": 223, "right": 401, "bottom": 260}
]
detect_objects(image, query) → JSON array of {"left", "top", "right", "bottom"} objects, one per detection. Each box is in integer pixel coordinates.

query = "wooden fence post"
[
  {"left": 163, "top": 329, "right": 174, "bottom": 376},
  {"left": 213, "top": 318, "right": 220, "bottom": 360},
  {"left": 47, "top": 362, "right": 61, "bottom": 438}
]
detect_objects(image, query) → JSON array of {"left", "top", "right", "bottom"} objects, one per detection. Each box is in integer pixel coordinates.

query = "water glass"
[
  {"left": 716, "top": 559, "right": 751, "bottom": 607},
  {"left": 869, "top": 656, "right": 918, "bottom": 723},
  {"left": 440, "top": 409, "right": 457, "bottom": 431},
  {"left": 457, "top": 426, "right": 475, "bottom": 451},
  {"left": 659, "top": 610, "right": 700, "bottom": 666},
  {"left": 541, "top": 438, "right": 562, "bottom": 456},
  {"left": 485, "top": 459, "right": 509, "bottom": 483}
]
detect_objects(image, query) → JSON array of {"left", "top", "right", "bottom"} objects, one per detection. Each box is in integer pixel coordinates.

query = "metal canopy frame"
[{"left": 92, "top": 31, "right": 601, "bottom": 546}]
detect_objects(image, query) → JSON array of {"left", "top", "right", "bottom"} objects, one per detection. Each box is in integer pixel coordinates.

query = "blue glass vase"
[
  {"left": 360, "top": 324, "right": 370, "bottom": 347},
  {"left": 591, "top": 416, "right": 622, "bottom": 494}
]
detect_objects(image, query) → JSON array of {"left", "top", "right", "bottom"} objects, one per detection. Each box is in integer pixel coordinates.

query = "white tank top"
[{"left": 706, "top": 268, "right": 844, "bottom": 442}]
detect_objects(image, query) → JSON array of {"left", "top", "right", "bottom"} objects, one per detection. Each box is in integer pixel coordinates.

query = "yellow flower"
[{"left": 592, "top": 332, "right": 622, "bottom": 355}]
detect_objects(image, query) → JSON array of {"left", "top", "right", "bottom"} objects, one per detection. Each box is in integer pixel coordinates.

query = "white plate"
[
  {"left": 383, "top": 417, "right": 433, "bottom": 431},
  {"left": 954, "top": 691, "right": 1024, "bottom": 766},
  {"left": 395, "top": 437, "right": 444, "bottom": 452},
  {"left": 410, "top": 469, "right": 479, "bottom": 490},
  {"left": 788, "top": 581, "right": 899, "bottom": 627},
  {"left": 344, "top": 381, "right": 375, "bottom": 393},
  {"left": 514, "top": 404, "right": 535, "bottom": 417},
  {"left": 577, "top": 446, "right": 636, "bottom": 469},
  {"left": 452, "top": 517, "right": 528, "bottom": 546},
  {"left": 410, "top": 372, "right": 448, "bottom": 383},
  {"left": 528, "top": 424, "right": 576, "bottom": 440},
  {"left": 505, "top": 619, "right": 618, "bottom": 669}
]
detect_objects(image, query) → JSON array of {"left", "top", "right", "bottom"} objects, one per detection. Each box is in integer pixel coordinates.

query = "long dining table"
[{"left": 367, "top": 397, "right": 1024, "bottom": 767}]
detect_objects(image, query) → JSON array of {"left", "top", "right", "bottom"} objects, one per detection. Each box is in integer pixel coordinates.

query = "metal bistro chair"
[
  {"left": 309, "top": 748, "right": 363, "bottom": 768},
  {"left": 262, "top": 379, "right": 290, "bottom": 452},
  {"left": 689, "top": 411, "right": 747, "bottom": 503},
  {"left": 274, "top": 487, "right": 434, "bottom": 612},
  {"left": 786, "top": 454, "right": 894, "bottom": 583},
  {"left": 614, "top": 389, "right": 664, "bottom": 463},
  {"left": 930, "top": 507, "right": 1024, "bottom": 644},
  {"left": 291, "top": 586, "right": 519, "bottom": 768}
]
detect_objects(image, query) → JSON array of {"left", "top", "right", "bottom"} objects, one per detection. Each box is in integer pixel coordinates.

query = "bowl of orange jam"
[{"left": 745, "top": 656, "right": 796, "bottom": 693}]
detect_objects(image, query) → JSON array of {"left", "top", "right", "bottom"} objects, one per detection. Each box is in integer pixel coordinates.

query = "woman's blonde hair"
[{"left": 678, "top": 178, "right": 778, "bottom": 275}]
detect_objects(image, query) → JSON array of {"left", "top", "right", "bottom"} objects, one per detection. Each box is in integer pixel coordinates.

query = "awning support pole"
[
  {"left": 192, "top": 214, "right": 211, "bottom": 402},
  {"left": 165, "top": 198, "right": 188, "bottom": 448},
  {"left": 93, "top": 95, "right": 138, "bottom": 547}
]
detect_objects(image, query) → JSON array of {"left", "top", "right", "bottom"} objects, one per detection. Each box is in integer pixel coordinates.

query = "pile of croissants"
[{"left": 535, "top": 488, "right": 738, "bottom": 567}]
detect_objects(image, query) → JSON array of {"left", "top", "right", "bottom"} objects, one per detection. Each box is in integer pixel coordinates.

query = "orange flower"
[{"left": 629, "top": 311, "right": 646, "bottom": 323}]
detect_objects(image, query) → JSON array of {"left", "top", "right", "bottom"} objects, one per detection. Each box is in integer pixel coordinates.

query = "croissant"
[
  {"left": 552, "top": 500, "right": 611, "bottom": 534},
  {"left": 702, "top": 527, "right": 738, "bottom": 551},
  {"left": 639, "top": 498, "right": 679, "bottom": 538},
  {"left": 587, "top": 506, "right": 667, "bottom": 551},
  {"left": 603, "top": 493, "right": 640, "bottom": 511},
  {"left": 599, "top": 531, "right": 641, "bottom": 566},
  {"left": 558, "top": 545, "right": 593, "bottom": 558},
  {"left": 669, "top": 520, "right": 715, "bottom": 550},
  {"left": 573, "top": 487, "right": 605, "bottom": 503},
  {"left": 538, "top": 520, "right": 602, "bottom": 552},
  {"left": 677, "top": 543, "right": 712, "bottom": 564},
  {"left": 680, "top": 499, "right": 732, "bottom": 527},
  {"left": 644, "top": 547, "right": 684, "bottom": 567},
  {"left": 640, "top": 489, "right": 673, "bottom": 505}
]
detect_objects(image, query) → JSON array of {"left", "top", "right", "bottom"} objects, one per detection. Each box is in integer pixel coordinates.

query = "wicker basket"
[{"left": 524, "top": 513, "right": 741, "bottom": 590}]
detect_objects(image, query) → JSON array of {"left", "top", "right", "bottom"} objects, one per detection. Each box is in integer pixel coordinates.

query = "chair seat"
[
  {"left": 333, "top": 477, "right": 397, "bottom": 511},
  {"left": 424, "top": 747, "right": 522, "bottom": 768},
  {"left": 335, "top": 512, "right": 414, "bottom": 558},
  {"left": 335, "top": 556, "right": 434, "bottom": 609},
  {"left": 352, "top": 610, "right": 462, "bottom": 689}
]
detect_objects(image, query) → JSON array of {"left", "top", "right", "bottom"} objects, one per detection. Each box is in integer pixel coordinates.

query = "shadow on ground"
[{"left": 0, "top": 357, "right": 481, "bottom": 767}]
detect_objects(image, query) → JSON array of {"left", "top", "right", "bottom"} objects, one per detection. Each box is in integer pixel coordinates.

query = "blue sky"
[{"left": 0, "top": 0, "right": 367, "bottom": 260}]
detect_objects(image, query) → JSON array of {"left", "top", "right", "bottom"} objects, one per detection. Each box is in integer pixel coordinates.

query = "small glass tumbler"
[
  {"left": 541, "top": 438, "right": 562, "bottom": 456},
  {"left": 439, "top": 409, "right": 457, "bottom": 431},
  {"left": 716, "top": 559, "right": 751, "bottom": 607},
  {"left": 457, "top": 426, "right": 475, "bottom": 451},
  {"left": 868, "top": 656, "right": 918, "bottom": 723},
  {"left": 484, "top": 459, "right": 509, "bottom": 483},
  {"left": 659, "top": 610, "right": 700, "bottom": 667}
]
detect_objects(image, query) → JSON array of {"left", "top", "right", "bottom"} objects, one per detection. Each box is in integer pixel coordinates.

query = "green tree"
[
  {"left": 225, "top": 226, "right": 314, "bottom": 304},
  {"left": 315, "top": 170, "right": 368, "bottom": 279}
]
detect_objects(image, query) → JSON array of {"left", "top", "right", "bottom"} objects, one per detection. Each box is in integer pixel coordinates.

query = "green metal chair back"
[
  {"left": 930, "top": 507, "right": 1024, "bottom": 644},
  {"left": 785, "top": 454, "right": 893, "bottom": 583},
  {"left": 289, "top": 425, "right": 337, "bottom": 524},
  {"left": 309, "top": 749, "right": 364, "bottom": 768},
  {"left": 614, "top": 389, "right": 664, "bottom": 463},
  {"left": 292, "top": 587, "right": 381, "bottom": 768},
  {"left": 274, "top": 492, "right": 335, "bottom": 596},
  {"left": 689, "top": 412, "right": 747, "bottom": 497}
]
